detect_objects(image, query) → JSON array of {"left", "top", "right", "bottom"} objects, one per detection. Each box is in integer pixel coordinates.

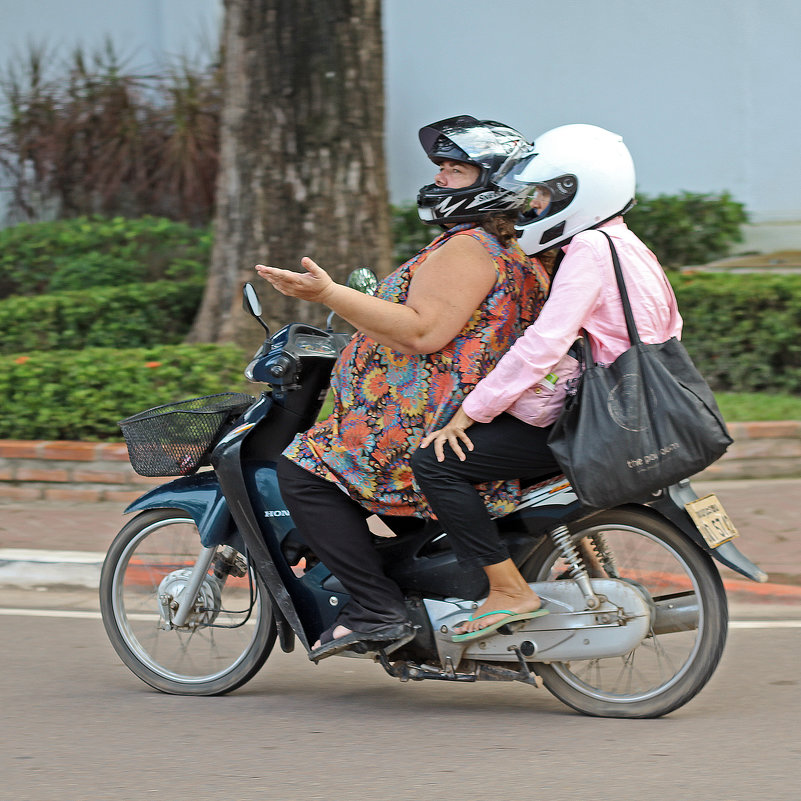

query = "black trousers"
[
  {"left": 277, "top": 456, "right": 409, "bottom": 633},
  {"left": 410, "top": 413, "right": 560, "bottom": 569}
]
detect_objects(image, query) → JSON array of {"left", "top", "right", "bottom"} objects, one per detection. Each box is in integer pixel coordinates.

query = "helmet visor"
[
  {"left": 496, "top": 153, "right": 579, "bottom": 220},
  {"left": 420, "top": 115, "right": 529, "bottom": 171}
]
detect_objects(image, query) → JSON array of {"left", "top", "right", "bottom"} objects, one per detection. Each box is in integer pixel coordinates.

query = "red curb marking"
[{"left": 618, "top": 567, "right": 801, "bottom": 600}]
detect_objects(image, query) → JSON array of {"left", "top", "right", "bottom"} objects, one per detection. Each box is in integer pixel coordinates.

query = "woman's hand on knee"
[{"left": 420, "top": 407, "right": 476, "bottom": 462}]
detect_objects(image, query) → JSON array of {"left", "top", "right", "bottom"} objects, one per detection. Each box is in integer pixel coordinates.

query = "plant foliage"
[
  {"left": 0, "top": 279, "right": 205, "bottom": 353},
  {"left": 671, "top": 272, "right": 801, "bottom": 392},
  {"left": 391, "top": 204, "right": 433, "bottom": 266},
  {"left": 626, "top": 191, "right": 748, "bottom": 269},
  {"left": 0, "top": 215, "right": 209, "bottom": 298},
  {"left": 0, "top": 344, "right": 246, "bottom": 440},
  {"left": 0, "top": 40, "right": 220, "bottom": 225},
  {"left": 389, "top": 192, "right": 748, "bottom": 271}
]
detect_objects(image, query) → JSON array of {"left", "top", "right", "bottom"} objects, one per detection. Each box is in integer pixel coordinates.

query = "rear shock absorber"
[
  {"left": 549, "top": 525, "right": 601, "bottom": 609},
  {"left": 587, "top": 532, "right": 619, "bottom": 578}
]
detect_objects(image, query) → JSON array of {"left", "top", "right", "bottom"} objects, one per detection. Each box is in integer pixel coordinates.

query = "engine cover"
[{"left": 424, "top": 578, "right": 652, "bottom": 666}]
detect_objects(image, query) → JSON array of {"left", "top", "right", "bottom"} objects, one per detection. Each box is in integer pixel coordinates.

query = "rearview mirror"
[
  {"left": 346, "top": 267, "right": 378, "bottom": 296},
  {"left": 243, "top": 282, "right": 263, "bottom": 317}
]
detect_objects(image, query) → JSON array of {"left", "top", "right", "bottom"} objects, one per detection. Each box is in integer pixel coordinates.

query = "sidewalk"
[{"left": 0, "top": 477, "right": 799, "bottom": 601}]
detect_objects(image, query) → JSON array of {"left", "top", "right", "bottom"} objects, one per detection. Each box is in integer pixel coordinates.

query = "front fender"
[{"left": 124, "top": 471, "right": 238, "bottom": 550}]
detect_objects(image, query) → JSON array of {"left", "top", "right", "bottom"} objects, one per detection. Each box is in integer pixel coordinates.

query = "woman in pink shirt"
[{"left": 412, "top": 124, "right": 683, "bottom": 641}]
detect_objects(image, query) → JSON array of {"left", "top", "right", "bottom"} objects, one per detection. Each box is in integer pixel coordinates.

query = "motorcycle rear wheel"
[
  {"left": 100, "top": 508, "right": 276, "bottom": 695},
  {"left": 523, "top": 508, "right": 727, "bottom": 718}
]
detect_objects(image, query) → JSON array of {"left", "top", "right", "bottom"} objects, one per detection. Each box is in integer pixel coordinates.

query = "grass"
[
  {"left": 315, "top": 391, "right": 800, "bottom": 424},
  {"left": 716, "top": 392, "right": 801, "bottom": 422}
]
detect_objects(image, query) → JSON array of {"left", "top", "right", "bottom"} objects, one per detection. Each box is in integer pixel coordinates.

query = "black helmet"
[{"left": 416, "top": 115, "right": 533, "bottom": 226}]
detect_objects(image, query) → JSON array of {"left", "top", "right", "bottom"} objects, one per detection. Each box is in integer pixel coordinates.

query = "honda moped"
[{"left": 100, "top": 273, "right": 766, "bottom": 718}]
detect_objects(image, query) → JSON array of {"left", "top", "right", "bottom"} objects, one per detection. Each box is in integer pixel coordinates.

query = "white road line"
[
  {"left": 1, "top": 607, "right": 800, "bottom": 628},
  {"left": 0, "top": 608, "right": 102, "bottom": 619},
  {"left": 729, "top": 620, "right": 801, "bottom": 629}
]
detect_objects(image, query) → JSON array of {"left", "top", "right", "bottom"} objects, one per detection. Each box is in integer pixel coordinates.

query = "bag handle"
[
  {"left": 599, "top": 230, "right": 642, "bottom": 346},
  {"left": 579, "top": 229, "right": 640, "bottom": 370}
]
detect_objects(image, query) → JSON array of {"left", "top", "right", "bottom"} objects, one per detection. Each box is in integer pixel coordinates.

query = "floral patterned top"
[{"left": 283, "top": 223, "right": 550, "bottom": 517}]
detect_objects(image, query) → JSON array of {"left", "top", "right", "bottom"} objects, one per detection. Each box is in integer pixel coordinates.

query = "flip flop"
[
  {"left": 308, "top": 620, "right": 414, "bottom": 663},
  {"left": 451, "top": 608, "right": 549, "bottom": 643}
]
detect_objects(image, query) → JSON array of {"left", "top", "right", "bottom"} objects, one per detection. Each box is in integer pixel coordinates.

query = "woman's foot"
[
  {"left": 453, "top": 588, "right": 543, "bottom": 635},
  {"left": 311, "top": 624, "right": 352, "bottom": 650},
  {"left": 453, "top": 557, "right": 543, "bottom": 635},
  {"left": 308, "top": 620, "right": 415, "bottom": 662}
]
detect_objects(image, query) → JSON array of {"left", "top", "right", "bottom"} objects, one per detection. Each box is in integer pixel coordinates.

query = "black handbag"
[{"left": 547, "top": 231, "right": 733, "bottom": 509}]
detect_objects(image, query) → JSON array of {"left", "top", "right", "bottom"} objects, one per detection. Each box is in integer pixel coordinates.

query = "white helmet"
[{"left": 497, "top": 124, "right": 636, "bottom": 255}]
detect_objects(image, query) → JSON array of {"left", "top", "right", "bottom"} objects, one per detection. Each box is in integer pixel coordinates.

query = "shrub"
[
  {"left": 0, "top": 215, "right": 210, "bottom": 298},
  {"left": 0, "top": 279, "right": 205, "bottom": 353},
  {"left": 391, "top": 204, "right": 432, "bottom": 266},
  {"left": 0, "top": 41, "right": 220, "bottom": 225},
  {"left": 0, "top": 344, "right": 248, "bottom": 441},
  {"left": 671, "top": 272, "right": 801, "bottom": 393},
  {"left": 626, "top": 191, "right": 748, "bottom": 269},
  {"left": 390, "top": 191, "right": 748, "bottom": 271}
]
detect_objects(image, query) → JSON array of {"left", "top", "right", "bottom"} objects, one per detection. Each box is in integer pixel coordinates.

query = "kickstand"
[{"left": 507, "top": 645, "right": 544, "bottom": 689}]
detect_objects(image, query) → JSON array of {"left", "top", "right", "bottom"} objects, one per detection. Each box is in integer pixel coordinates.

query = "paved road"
[
  {"left": 1, "top": 477, "right": 799, "bottom": 800},
  {"left": 1, "top": 598, "right": 799, "bottom": 801}
]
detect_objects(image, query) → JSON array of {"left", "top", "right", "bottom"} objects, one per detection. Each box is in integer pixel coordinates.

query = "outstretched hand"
[
  {"left": 255, "top": 257, "right": 336, "bottom": 304},
  {"left": 419, "top": 406, "right": 477, "bottom": 462}
]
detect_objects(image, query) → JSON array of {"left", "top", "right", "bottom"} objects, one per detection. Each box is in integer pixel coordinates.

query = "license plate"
[{"left": 685, "top": 494, "right": 739, "bottom": 548}]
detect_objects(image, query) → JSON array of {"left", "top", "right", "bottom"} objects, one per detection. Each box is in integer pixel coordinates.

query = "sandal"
[
  {"left": 451, "top": 608, "right": 549, "bottom": 643},
  {"left": 309, "top": 620, "right": 414, "bottom": 663}
]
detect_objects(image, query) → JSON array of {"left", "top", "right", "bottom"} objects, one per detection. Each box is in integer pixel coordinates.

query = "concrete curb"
[
  {"left": 0, "top": 549, "right": 104, "bottom": 589},
  {"left": 1, "top": 422, "right": 800, "bottom": 504}
]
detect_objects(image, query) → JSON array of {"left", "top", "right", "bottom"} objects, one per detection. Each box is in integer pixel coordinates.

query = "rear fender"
[
  {"left": 649, "top": 481, "right": 768, "bottom": 583},
  {"left": 124, "top": 472, "right": 240, "bottom": 551}
]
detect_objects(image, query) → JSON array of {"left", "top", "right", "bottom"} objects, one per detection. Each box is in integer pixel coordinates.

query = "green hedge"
[
  {"left": 0, "top": 279, "right": 205, "bottom": 353},
  {"left": 391, "top": 192, "right": 747, "bottom": 270},
  {"left": 671, "top": 272, "right": 801, "bottom": 393},
  {"left": 1, "top": 344, "right": 248, "bottom": 441},
  {"left": 626, "top": 191, "right": 748, "bottom": 269},
  {"left": 0, "top": 216, "right": 209, "bottom": 299}
]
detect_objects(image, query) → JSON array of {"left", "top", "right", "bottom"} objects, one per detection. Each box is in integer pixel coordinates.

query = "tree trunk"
[{"left": 188, "top": 0, "right": 392, "bottom": 347}]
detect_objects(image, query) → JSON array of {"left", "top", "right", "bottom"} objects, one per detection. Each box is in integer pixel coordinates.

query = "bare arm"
[{"left": 256, "top": 234, "right": 496, "bottom": 354}]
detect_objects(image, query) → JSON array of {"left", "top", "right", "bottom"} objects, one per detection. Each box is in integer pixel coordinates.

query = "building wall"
[{"left": 384, "top": 0, "right": 801, "bottom": 230}]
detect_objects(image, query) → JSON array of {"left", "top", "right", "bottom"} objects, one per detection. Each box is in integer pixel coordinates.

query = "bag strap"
[{"left": 599, "top": 229, "right": 642, "bottom": 346}]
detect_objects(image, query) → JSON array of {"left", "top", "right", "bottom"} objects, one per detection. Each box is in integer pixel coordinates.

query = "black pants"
[
  {"left": 410, "top": 414, "right": 560, "bottom": 569},
  {"left": 277, "top": 456, "right": 409, "bottom": 633}
]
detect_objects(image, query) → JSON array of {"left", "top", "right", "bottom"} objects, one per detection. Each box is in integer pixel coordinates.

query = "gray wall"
[
  {"left": 384, "top": 0, "right": 801, "bottom": 226},
  {"left": 2, "top": 0, "right": 798, "bottom": 234}
]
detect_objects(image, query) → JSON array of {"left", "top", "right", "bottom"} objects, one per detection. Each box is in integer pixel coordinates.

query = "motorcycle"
[{"left": 100, "top": 272, "right": 767, "bottom": 718}]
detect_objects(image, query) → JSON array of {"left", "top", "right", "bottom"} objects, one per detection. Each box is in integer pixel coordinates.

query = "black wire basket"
[{"left": 119, "top": 393, "right": 254, "bottom": 477}]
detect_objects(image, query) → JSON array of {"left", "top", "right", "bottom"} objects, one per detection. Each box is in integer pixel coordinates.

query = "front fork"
[
  {"left": 159, "top": 545, "right": 248, "bottom": 629},
  {"left": 165, "top": 546, "right": 217, "bottom": 628}
]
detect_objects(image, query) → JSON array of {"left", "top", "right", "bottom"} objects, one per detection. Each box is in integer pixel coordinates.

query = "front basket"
[{"left": 119, "top": 393, "right": 254, "bottom": 477}]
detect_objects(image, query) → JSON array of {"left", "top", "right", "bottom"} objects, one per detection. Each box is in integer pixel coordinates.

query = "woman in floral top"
[{"left": 256, "top": 115, "right": 549, "bottom": 661}]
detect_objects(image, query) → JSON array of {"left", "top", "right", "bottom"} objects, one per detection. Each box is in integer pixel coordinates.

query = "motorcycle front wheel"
[
  {"left": 523, "top": 508, "right": 728, "bottom": 718},
  {"left": 100, "top": 509, "right": 276, "bottom": 696}
]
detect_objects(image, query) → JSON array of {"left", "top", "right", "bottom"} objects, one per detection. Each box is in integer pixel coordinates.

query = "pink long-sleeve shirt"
[{"left": 462, "top": 218, "right": 683, "bottom": 425}]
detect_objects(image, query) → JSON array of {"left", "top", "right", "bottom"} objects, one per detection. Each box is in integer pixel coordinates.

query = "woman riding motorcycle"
[
  {"left": 256, "top": 115, "right": 550, "bottom": 660},
  {"left": 413, "top": 124, "right": 683, "bottom": 639}
]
